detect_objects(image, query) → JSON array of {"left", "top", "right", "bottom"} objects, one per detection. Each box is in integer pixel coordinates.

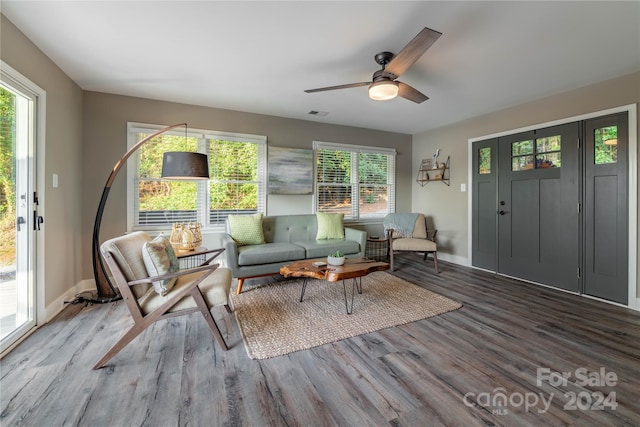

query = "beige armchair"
[
  {"left": 384, "top": 213, "right": 438, "bottom": 273},
  {"left": 94, "top": 231, "right": 232, "bottom": 369}
]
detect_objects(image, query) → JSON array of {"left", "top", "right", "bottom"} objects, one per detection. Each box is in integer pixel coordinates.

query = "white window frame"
[
  {"left": 313, "top": 140, "right": 396, "bottom": 222},
  {"left": 126, "top": 122, "right": 267, "bottom": 232}
]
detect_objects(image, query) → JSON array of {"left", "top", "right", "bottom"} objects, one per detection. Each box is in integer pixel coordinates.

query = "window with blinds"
[
  {"left": 128, "top": 123, "right": 266, "bottom": 231},
  {"left": 208, "top": 137, "right": 266, "bottom": 225},
  {"left": 314, "top": 141, "right": 396, "bottom": 220}
]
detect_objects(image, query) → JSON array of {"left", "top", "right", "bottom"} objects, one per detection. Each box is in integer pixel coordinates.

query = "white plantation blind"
[
  {"left": 208, "top": 136, "right": 266, "bottom": 225},
  {"left": 128, "top": 123, "right": 266, "bottom": 231},
  {"left": 314, "top": 141, "right": 396, "bottom": 220}
]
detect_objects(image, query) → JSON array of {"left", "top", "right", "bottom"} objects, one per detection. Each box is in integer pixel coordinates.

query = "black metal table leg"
[
  {"left": 299, "top": 276, "right": 363, "bottom": 314},
  {"left": 342, "top": 278, "right": 358, "bottom": 315},
  {"left": 299, "top": 278, "right": 309, "bottom": 302}
]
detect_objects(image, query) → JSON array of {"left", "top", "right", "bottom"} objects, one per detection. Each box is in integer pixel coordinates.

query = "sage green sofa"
[{"left": 221, "top": 214, "right": 367, "bottom": 294}]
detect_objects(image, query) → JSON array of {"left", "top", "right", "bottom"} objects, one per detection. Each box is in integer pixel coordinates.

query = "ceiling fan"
[{"left": 304, "top": 27, "right": 442, "bottom": 104}]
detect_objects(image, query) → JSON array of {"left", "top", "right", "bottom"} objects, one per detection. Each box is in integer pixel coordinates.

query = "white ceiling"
[{"left": 2, "top": 1, "right": 639, "bottom": 135}]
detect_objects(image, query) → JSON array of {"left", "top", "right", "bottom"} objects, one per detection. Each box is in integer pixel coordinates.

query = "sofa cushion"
[
  {"left": 316, "top": 212, "right": 345, "bottom": 240},
  {"left": 295, "top": 239, "right": 360, "bottom": 258},
  {"left": 237, "top": 242, "right": 306, "bottom": 266},
  {"left": 264, "top": 215, "right": 317, "bottom": 243},
  {"left": 412, "top": 214, "right": 427, "bottom": 239},
  {"left": 392, "top": 237, "right": 436, "bottom": 252},
  {"left": 101, "top": 231, "right": 152, "bottom": 299},
  {"left": 228, "top": 213, "right": 265, "bottom": 246},
  {"left": 138, "top": 267, "right": 231, "bottom": 314}
]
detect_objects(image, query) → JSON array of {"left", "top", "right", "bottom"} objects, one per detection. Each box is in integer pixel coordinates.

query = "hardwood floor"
[{"left": 1, "top": 256, "right": 639, "bottom": 426}]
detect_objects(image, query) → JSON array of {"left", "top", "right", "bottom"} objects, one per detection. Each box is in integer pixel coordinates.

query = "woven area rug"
[{"left": 230, "top": 271, "right": 462, "bottom": 359}]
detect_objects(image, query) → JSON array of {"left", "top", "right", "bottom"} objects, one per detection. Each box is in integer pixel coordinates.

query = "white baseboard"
[
  {"left": 76, "top": 278, "right": 97, "bottom": 293},
  {"left": 44, "top": 279, "right": 96, "bottom": 323},
  {"left": 437, "top": 252, "right": 470, "bottom": 267}
]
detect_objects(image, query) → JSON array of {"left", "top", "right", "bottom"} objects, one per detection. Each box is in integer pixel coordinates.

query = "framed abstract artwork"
[{"left": 268, "top": 147, "right": 313, "bottom": 194}]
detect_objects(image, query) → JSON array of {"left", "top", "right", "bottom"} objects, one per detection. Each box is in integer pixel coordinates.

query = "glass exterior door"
[{"left": 0, "top": 81, "right": 36, "bottom": 352}]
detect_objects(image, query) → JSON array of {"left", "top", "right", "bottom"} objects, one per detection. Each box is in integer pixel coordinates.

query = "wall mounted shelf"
[{"left": 416, "top": 155, "right": 450, "bottom": 186}]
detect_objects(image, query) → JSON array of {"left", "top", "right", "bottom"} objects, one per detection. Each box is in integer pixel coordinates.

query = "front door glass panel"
[
  {"left": 511, "top": 135, "right": 561, "bottom": 171},
  {"left": 594, "top": 125, "right": 618, "bottom": 164},
  {"left": 479, "top": 147, "right": 491, "bottom": 174}
]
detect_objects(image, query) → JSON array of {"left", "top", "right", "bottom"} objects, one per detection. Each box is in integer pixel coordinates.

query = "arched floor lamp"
[{"left": 85, "top": 123, "right": 210, "bottom": 303}]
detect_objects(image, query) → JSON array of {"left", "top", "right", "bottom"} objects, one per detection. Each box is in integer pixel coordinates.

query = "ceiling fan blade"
[
  {"left": 397, "top": 82, "right": 429, "bottom": 104},
  {"left": 305, "top": 82, "right": 371, "bottom": 93},
  {"left": 384, "top": 27, "right": 442, "bottom": 79}
]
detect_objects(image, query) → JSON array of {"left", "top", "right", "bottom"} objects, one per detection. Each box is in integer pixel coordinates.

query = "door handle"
[
  {"left": 498, "top": 210, "right": 508, "bottom": 215},
  {"left": 33, "top": 211, "right": 44, "bottom": 230},
  {"left": 17, "top": 216, "right": 25, "bottom": 231}
]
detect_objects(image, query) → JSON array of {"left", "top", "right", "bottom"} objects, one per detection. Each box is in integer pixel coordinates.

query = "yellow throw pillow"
[
  {"left": 228, "top": 213, "right": 265, "bottom": 246},
  {"left": 316, "top": 212, "right": 345, "bottom": 240}
]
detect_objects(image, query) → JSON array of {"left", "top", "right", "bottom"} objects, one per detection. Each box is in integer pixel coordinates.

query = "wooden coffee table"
[{"left": 280, "top": 257, "right": 390, "bottom": 314}]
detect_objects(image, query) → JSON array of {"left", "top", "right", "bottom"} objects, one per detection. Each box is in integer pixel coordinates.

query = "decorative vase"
[
  {"left": 170, "top": 222, "right": 203, "bottom": 251},
  {"left": 327, "top": 255, "right": 345, "bottom": 266}
]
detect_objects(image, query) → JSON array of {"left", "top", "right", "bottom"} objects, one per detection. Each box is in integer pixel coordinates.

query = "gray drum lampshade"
[{"left": 161, "top": 152, "right": 210, "bottom": 179}]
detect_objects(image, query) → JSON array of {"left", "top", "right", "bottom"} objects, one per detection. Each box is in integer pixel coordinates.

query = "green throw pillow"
[
  {"left": 228, "top": 213, "right": 265, "bottom": 246},
  {"left": 142, "top": 233, "right": 180, "bottom": 296},
  {"left": 316, "top": 212, "right": 345, "bottom": 240}
]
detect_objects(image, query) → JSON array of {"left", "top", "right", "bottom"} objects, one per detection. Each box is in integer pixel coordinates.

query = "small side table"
[
  {"left": 175, "top": 247, "right": 225, "bottom": 269},
  {"left": 366, "top": 237, "right": 389, "bottom": 262}
]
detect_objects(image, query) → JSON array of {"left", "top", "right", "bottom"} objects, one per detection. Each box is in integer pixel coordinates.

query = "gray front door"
[
  {"left": 497, "top": 122, "right": 580, "bottom": 292},
  {"left": 583, "top": 113, "right": 628, "bottom": 304},
  {"left": 472, "top": 138, "right": 498, "bottom": 271}
]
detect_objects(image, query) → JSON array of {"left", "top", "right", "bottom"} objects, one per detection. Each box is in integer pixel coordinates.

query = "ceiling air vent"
[{"left": 308, "top": 110, "right": 329, "bottom": 117}]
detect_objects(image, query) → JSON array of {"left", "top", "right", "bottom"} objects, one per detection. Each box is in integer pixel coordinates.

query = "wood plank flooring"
[{"left": 1, "top": 256, "right": 639, "bottom": 426}]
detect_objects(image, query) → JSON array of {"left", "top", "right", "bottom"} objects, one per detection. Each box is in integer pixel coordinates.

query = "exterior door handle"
[
  {"left": 33, "top": 211, "right": 44, "bottom": 230},
  {"left": 17, "top": 216, "right": 25, "bottom": 231},
  {"left": 498, "top": 210, "right": 508, "bottom": 215}
]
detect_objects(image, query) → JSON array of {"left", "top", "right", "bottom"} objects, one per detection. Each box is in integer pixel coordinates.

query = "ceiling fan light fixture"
[{"left": 369, "top": 80, "right": 399, "bottom": 101}]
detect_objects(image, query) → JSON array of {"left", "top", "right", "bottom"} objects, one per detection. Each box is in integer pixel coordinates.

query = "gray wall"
[
  {"left": 5, "top": 8, "right": 638, "bottom": 308},
  {"left": 412, "top": 71, "right": 640, "bottom": 296},
  {"left": 1, "top": 14, "right": 84, "bottom": 311},
  {"left": 82, "top": 92, "right": 413, "bottom": 279}
]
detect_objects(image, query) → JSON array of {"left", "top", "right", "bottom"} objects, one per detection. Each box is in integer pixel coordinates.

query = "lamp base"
[{"left": 68, "top": 291, "right": 122, "bottom": 305}]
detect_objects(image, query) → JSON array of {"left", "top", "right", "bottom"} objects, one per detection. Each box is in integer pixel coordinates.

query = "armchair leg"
[
  {"left": 422, "top": 251, "right": 439, "bottom": 273},
  {"left": 389, "top": 250, "right": 395, "bottom": 271},
  {"left": 236, "top": 278, "right": 244, "bottom": 295},
  {"left": 94, "top": 324, "right": 146, "bottom": 369},
  {"left": 191, "top": 287, "right": 228, "bottom": 350},
  {"left": 432, "top": 251, "right": 439, "bottom": 274}
]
